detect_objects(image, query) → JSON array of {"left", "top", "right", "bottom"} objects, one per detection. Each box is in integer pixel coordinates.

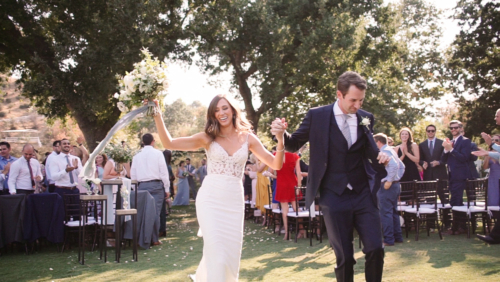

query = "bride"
[{"left": 148, "top": 94, "right": 286, "bottom": 281}]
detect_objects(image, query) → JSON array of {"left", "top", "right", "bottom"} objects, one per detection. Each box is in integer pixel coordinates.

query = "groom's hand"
[
  {"left": 376, "top": 152, "right": 390, "bottom": 165},
  {"left": 271, "top": 118, "right": 287, "bottom": 139}
]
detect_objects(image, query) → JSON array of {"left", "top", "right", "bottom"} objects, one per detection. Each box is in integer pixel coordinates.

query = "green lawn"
[{"left": 1, "top": 203, "right": 499, "bottom": 281}]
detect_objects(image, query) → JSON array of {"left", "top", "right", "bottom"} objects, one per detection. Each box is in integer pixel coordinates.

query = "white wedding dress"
[{"left": 194, "top": 137, "right": 248, "bottom": 282}]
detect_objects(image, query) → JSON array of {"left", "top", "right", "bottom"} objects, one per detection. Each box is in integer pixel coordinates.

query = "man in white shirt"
[
  {"left": 131, "top": 133, "right": 170, "bottom": 245},
  {"left": 8, "top": 144, "right": 43, "bottom": 195},
  {"left": 49, "top": 138, "right": 82, "bottom": 201},
  {"left": 45, "top": 140, "right": 61, "bottom": 193}
]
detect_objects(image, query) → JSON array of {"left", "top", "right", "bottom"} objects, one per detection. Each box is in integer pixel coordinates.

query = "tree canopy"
[
  {"left": 187, "top": 0, "right": 445, "bottom": 135},
  {"left": 0, "top": 0, "right": 185, "bottom": 150},
  {"left": 448, "top": 0, "right": 500, "bottom": 138}
]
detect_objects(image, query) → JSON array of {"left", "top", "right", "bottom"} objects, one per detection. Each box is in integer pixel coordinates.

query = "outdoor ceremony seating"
[
  {"left": 287, "top": 186, "right": 310, "bottom": 243},
  {"left": 403, "top": 180, "right": 443, "bottom": 241},
  {"left": 264, "top": 184, "right": 273, "bottom": 229},
  {"left": 451, "top": 178, "right": 490, "bottom": 239},
  {"left": 78, "top": 194, "right": 108, "bottom": 265}
]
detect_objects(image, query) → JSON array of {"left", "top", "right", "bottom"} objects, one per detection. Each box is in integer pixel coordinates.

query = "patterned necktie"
[
  {"left": 26, "top": 158, "right": 35, "bottom": 188},
  {"left": 429, "top": 140, "right": 434, "bottom": 154},
  {"left": 65, "top": 155, "right": 75, "bottom": 184},
  {"left": 341, "top": 114, "right": 352, "bottom": 148}
]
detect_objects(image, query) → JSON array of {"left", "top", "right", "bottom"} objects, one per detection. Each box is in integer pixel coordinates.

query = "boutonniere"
[{"left": 360, "top": 116, "right": 370, "bottom": 130}]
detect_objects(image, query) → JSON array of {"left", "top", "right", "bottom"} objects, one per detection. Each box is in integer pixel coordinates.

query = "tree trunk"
[{"left": 72, "top": 110, "right": 120, "bottom": 152}]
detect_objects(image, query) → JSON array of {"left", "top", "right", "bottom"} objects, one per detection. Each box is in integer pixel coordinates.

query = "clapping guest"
[
  {"left": 172, "top": 161, "right": 190, "bottom": 206},
  {"left": 394, "top": 127, "right": 421, "bottom": 181},
  {"left": 95, "top": 154, "right": 108, "bottom": 180},
  {"left": 8, "top": 144, "right": 43, "bottom": 195},
  {"left": 48, "top": 138, "right": 82, "bottom": 201},
  {"left": 483, "top": 135, "right": 500, "bottom": 206}
]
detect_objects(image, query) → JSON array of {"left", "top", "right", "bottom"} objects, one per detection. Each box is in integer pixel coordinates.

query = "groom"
[{"left": 272, "top": 71, "right": 389, "bottom": 282}]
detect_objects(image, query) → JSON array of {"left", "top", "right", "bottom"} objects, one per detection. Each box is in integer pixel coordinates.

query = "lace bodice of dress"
[{"left": 206, "top": 140, "right": 248, "bottom": 179}]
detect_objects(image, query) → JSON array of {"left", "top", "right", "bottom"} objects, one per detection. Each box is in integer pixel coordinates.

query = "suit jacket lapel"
[{"left": 353, "top": 112, "right": 366, "bottom": 146}]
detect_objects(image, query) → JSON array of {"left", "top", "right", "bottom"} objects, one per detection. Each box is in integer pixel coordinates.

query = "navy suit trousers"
[{"left": 319, "top": 186, "right": 384, "bottom": 282}]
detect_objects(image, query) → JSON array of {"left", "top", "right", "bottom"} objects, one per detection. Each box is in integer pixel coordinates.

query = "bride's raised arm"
[{"left": 150, "top": 101, "right": 210, "bottom": 151}]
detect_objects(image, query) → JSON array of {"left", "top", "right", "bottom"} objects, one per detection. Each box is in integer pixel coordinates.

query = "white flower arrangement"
[
  {"left": 104, "top": 143, "right": 136, "bottom": 164},
  {"left": 120, "top": 185, "right": 130, "bottom": 209},
  {"left": 115, "top": 48, "right": 168, "bottom": 116},
  {"left": 360, "top": 117, "right": 371, "bottom": 130},
  {"left": 82, "top": 177, "right": 102, "bottom": 195}
]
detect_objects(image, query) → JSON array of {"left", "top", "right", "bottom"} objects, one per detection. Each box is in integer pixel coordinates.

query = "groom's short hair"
[
  {"left": 142, "top": 133, "right": 154, "bottom": 145},
  {"left": 373, "top": 133, "right": 388, "bottom": 145},
  {"left": 337, "top": 71, "right": 367, "bottom": 96}
]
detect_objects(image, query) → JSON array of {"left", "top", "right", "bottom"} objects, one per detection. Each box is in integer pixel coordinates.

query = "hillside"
[{"left": 0, "top": 75, "right": 83, "bottom": 158}]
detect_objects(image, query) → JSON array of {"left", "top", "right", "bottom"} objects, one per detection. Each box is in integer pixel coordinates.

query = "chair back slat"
[
  {"left": 294, "top": 186, "right": 307, "bottom": 215},
  {"left": 466, "top": 178, "right": 488, "bottom": 209},
  {"left": 414, "top": 180, "right": 438, "bottom": 210},
  {"left": 399, "top": 181, "right": 415, "bottom": 207},
  {"left": 436, "top": 179, "right": 450, "bottom": 207}
]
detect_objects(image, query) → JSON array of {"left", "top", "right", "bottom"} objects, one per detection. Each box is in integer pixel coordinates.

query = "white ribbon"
[{"left": 121, "top": 177, "right": 132, "bottom": 221}]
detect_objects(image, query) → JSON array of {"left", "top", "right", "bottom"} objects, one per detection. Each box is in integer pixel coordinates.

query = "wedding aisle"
[{"left": 1, "top": 202, "right": 499, "bottom": 281}]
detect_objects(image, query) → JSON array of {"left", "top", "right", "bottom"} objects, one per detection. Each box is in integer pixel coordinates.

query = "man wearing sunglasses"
[
  {"left": 419, "top": 125, "right": 448, "bottom": 181},
  {"left": 441, "top": 120, "right": 473, "bottom": 234}
]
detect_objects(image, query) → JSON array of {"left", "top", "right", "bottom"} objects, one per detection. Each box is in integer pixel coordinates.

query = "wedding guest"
[
  {"left": 483, "top": 137, "right": 500, "bottom": 206},
  {"left": 373, "top": 133, "right": 405, "bottom": 246},
  {"left": 387, "top": 137, "right": 395, "bottom": 147},
  {"left": 172, "top": 161, "right": 190, "bottom": 206},
  {"left": 70, "top": 137, "right": 89, "bottom": 166},
  {"left": 160, "top": 149, "right": 175, "bottom": 237},
  {"left": 394, "top": 127, "right": 421, "bottom": 181},
  {"left": 8, "top": 144, "right": 43, "bottom": 195},
  {"left": 44, "top": 140, "right": 61, "bottom": 193},
  {"left": 243, "top": 161, "right": 253, "bottom": 201},
  {"left": 196, "top": 159, "right": 208, "bottom": 186},
  {"left": 185, "top": 158, "right": 197, "bottom": 200},
  {"left": 253, "top": 155, "right": 271, "bottom": 224},
  {"left": 275, "top": 150, "right": 302, "bottom": 240},
  {"left": 131, "top": 133, "right": 170, "bottom": 245},
  {"left": 248, "top": 154, "right": 259, "bottom": 207},
  {"left": 0, "top": 141, "right": 18, "bottom": 195},
  {"left": 418, "top": 125, "right": 447, "bottom": 181},
  {"left": 442, "top": 120, "right": 472, "bottom": 208},
  {"left": 48, "top": 138, "right": 82, "bottom": 202},
  {"left": 95, "top": 154, "right": 108, "bottom": 180}
]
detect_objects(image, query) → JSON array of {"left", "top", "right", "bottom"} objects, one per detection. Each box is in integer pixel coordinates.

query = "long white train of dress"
[{"left": 194, "top": 140, "right": 247, "bottom": 282}]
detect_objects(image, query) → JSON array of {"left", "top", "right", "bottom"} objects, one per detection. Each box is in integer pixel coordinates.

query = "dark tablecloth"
[
  {"left": 23, "top": 193, "right": 64, "bottom": 243},
  {"left": 123, "top": 190, "right": 158, "bottom": 249},
  {"left": 0, "top": 194, "right": 26, "bottom": 248}
]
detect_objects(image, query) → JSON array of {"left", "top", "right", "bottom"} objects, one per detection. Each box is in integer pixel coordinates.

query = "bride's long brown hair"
[{"left": 205, "top": 94, "right": 253, "bottom": 140}]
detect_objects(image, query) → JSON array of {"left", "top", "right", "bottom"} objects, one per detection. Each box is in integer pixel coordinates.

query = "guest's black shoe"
[{"left": 476, "top": 234, "right": 500, "bottom": 244}]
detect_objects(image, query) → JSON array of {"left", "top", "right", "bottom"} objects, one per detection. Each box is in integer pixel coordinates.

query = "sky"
[{"left": 165, "top": 0, "right": 461, "bottom": 107}]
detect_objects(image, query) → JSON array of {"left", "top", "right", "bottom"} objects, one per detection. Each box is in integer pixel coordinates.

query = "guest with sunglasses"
[
  {"left": 419, "top": 124, "right": 448, "bottom": 181},
  {"left": 441, "top": 120, "right": 473, "bottom": 234}
]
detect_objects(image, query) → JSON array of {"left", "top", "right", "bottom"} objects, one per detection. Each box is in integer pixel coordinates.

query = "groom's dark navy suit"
[{"left": 284, "top": 103, "right": 387, "bottom": 282}]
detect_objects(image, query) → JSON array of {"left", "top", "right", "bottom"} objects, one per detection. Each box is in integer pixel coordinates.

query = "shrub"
[
  {"left": 0, "top": 112, "right": 5, "bottom": 118},
  {"left": 5, "top": 98, "right": 11, "bottom": 104},
  {"left": 19, "top": 104, "right": 30, "bottom": 109}
]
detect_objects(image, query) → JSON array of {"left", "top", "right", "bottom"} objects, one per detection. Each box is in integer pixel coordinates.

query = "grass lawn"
[{"left": 1, "top": 202, "right": 499, "bottom": 281}]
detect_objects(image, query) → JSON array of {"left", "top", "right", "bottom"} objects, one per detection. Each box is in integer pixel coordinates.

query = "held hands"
[
  {"left": 270, "top": 118, "right": 288, "bottom": 142},
  {"left": 35, "top": 175, "right": 42, "bottom": 182},
  {"left": 430, "top": 160, "right": 440, "bottom": 167}
]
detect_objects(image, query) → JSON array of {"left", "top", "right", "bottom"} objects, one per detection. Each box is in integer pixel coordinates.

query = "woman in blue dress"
[
  {"left": 173, "top": 160, "right": 190, "bottom": 206},
  {"left": 483, "top": 137, "right": 500, "bottom": 206}
]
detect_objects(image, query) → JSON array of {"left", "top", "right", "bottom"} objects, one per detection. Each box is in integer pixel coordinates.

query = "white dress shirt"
[
  {"left": 333, "top": 101, "right": 358, "bottom": 190},
  {"left": 131, "top": 146, "right": 170, "bottom": 193},
  {"left": 49, "top": 152, "right": 82, "bottom": 187},
  {"left": 45, "top": 151, "right": 59, "bottom": 184},
  {"left": 8, "top": 156, "right": 43, "bottom": 193},
  {"left": 333, "top": 101, "right": 358, "bottom": 144}
]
